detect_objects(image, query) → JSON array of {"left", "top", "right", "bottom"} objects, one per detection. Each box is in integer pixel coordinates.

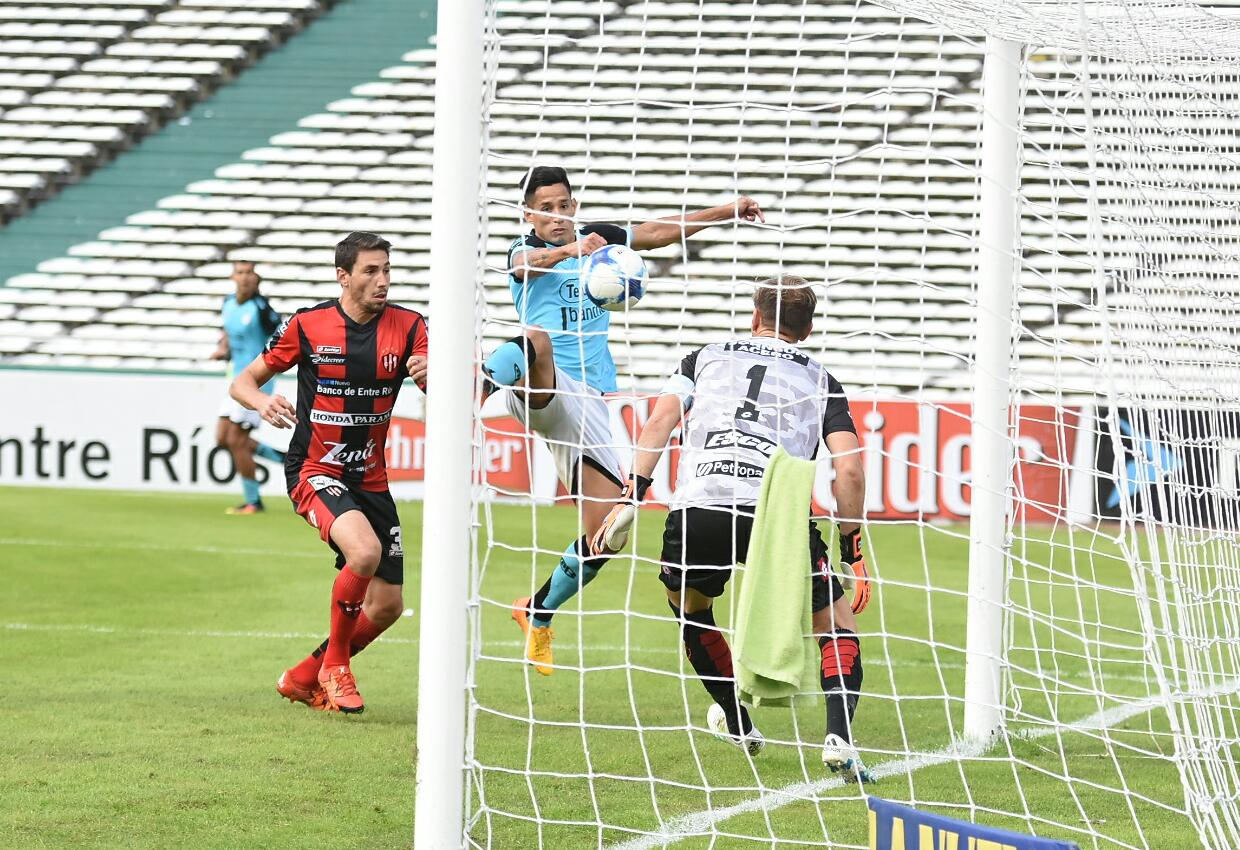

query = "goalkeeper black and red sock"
[
  {"left": 670, "top": 601, "right": 752, "bottom": 737},
  {"left": 819, "top": 629, "right": 863, "bottom": 742}
]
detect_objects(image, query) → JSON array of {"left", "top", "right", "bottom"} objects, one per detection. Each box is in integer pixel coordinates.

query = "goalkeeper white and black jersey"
[{"left": 664, "top": 336, "right": 856, "bottom": 511}]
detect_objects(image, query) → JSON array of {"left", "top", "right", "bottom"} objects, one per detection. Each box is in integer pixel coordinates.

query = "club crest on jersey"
[{"left": 380, "top": 349, "right": 399, "bottom": 376}]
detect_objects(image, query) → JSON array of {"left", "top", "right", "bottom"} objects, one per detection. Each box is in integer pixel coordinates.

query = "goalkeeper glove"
[
  {"left": 589, "top": 474, "right": 652, "bottom": 556},
  {"left": 838, "top": 527, "right": 871, "bottom": 614}
]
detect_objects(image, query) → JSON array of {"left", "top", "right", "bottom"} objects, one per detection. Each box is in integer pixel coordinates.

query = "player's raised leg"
[
  {"left": 249, "top": 436, "right": 285, "bottom": 465},
  {"left": 483, "top": 326, "right": 556, "bottom": 406},
  {"left": 814, "top": 593, "right": 871, "bottom": 783},
  {"left": 514, "top": 462, "right": 621, "bottom": 675}
]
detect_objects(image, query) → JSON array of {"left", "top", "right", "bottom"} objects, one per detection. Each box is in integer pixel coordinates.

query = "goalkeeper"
[
  {"left": 592, "top": 277, "right": 873, "bottom": 782},
  {"left": 483, "top": 165, "right": 764, "bottom": 676}
]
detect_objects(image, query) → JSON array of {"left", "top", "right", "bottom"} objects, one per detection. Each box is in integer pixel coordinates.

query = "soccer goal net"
[{"left": 436, "top": 0, "right": 1240, "bottom": 847}]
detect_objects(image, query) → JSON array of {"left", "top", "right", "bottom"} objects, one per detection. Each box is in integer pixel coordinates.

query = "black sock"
[
  {"left": 669, "top": 601, "right": 752, "bottom": 737},
  {"left": 818, "top": 629, "right": 863, "bottom": 742}
]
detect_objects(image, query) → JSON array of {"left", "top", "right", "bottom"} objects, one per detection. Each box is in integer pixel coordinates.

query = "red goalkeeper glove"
[
  {"left": 589, "top": 474, "right": 652, "bottom": 556},
  {"left": 839, "top": 527, "right": 871, "bottom": 614}
]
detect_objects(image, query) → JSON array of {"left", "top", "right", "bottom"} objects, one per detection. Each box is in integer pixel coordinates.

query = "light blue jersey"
[
  {"left": 507, "top": 223, "right": 630, "bottom": 393},
  {"left": 222, "top": 293, "right": 280, "bottom": 392}
]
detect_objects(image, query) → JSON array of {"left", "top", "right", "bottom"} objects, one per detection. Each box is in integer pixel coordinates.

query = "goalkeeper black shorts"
[{"left": 658, "top": 506, "right": 843, "bottom": 610}]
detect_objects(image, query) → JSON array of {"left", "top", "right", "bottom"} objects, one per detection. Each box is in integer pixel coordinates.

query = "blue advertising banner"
[{"left": 868, "top": 797, "right": 1080, "bottom": 850}]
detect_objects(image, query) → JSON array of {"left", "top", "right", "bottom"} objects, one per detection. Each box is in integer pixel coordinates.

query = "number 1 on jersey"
[{"left": 734, "top": 364, "right": 767, "bottom": 421}]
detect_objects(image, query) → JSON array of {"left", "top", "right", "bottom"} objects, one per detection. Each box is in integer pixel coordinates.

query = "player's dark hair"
[
  {"left": 754, "top": 275, "right": 817, "bottom": 337},
  {"left": 231, "top": 259, "right": 259, "bottom": 282},
  {"left": 520, "top": 166, "right": 572, "bottom": 203},
  {"left": 336, "top": 231, "right": 392, "bottom": 273}
]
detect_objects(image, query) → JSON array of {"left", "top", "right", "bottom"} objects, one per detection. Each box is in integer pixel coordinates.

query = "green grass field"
[{"left": 0, "top": 486, "right": 1194, "bottom": 849}]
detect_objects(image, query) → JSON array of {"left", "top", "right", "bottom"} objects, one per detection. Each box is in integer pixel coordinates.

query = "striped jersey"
[
  {"left": 666, "top": 336, "right": 855, "bottom": 510},
  {"left": 261, "top": 299, "right": 429, "bottom": 492}
]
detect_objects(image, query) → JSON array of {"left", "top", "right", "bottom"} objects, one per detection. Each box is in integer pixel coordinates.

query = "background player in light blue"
[
  {"left": 483, "top": 165, "right": 765, "bottom": 675},
  {"left": 210, "top": 260, "right": 285, "bottom": 515}
]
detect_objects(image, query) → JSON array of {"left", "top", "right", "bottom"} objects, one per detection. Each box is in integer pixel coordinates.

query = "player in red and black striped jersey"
[{"left": 230, "top": 232, "right": 428, "bottom": 714}]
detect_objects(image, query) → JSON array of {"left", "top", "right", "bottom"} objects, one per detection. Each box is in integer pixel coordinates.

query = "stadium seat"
[{"left": 1, "top": 0, "right": 1209, "bottom": 391}]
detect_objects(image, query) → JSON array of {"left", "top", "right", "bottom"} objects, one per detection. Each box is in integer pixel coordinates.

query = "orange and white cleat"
[
  {"left": 512, "top": 596, "right": 554, "bottom": 676},
  {"left": 276, "top": 670, "right": 336, "bottom": 711},
  {"left": 317, "top": 664, "right": 365, "bottom": 714},
  {"left": 225, "top": 501, "right": 264, "bottom": 515}
]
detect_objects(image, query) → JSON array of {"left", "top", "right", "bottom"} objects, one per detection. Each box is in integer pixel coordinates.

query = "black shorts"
[
  {"left": 659, "top": 506, "right": 843, "bottom": 611},
  {"left": 290, "top": 474, "right": 404, "bottom": 585}
]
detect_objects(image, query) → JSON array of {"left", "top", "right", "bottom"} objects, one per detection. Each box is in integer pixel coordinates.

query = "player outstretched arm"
[
  {"left": 510, "top": 231, "right": 608, "bottom": 283},
  {"left": 826, "top": 431, "right": 869, "bottom": 614},
  {"left": 629, "top": 196, "right": 765, "bottom": 251},
  {"left": 230, "top": 355, "right": 297, "bottom": 429},
  {"left": 591, "top": 391, "right": 687, "bottom": 555}
]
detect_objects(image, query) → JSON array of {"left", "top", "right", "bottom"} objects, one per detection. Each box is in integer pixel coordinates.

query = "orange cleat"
[
  {"left": 512, "top": 596, "right": 554, "bottom": 676},
  {"left": 226, "top": 502, "right": 264, "bottom": 515},
  {"left": 317, "top": 664, "right": 365, "bottom": 714},
  {"left": 276, "top": 670, "right": 336, "bottom": 711}
]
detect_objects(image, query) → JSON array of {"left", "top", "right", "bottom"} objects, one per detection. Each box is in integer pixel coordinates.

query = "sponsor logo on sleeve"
[{"left": 264, "top": 316, "right": 292, "bottom": 352}]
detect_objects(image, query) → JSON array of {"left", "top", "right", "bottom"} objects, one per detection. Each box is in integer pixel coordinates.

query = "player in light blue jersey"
[
  {"left": 483, "top": 165, "right": 765, "bottom": 676},
  {"left": 210, "top": 261, "right": 286, "bottom": 515}
]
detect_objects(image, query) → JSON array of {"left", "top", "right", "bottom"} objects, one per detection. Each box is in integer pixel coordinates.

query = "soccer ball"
[{"left": 582, "top": 244, "right": 647, "bottom": 311}]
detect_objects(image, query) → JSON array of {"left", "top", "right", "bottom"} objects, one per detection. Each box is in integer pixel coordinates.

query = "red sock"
[
  {"left": 349, "top": 611, "right": 384, "bottom": 655},
  {"left": 288, "top": 643, "right": 326, "bottom": 688},
  {"left": 287, "top": 611, "right": 391, "bottom": 688},
  {"left": 322, "top": 567, "right": 371, "bottom": 669}
]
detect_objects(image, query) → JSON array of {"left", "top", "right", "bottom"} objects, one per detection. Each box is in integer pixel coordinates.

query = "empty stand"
[
  {"left": 0, "top": 0, "right": 332, "bottom": 223},
  {"left": 1, "top": 0, "right": 1224, "bottom": 396}
]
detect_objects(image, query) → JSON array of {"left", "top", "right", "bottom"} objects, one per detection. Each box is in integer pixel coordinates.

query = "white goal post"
[{"left": 418, "top": 2, "right": 1240, "bottom": 848}]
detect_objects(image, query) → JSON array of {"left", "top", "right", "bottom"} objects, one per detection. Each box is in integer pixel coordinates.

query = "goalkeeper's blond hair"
[{"left": 754, "top": 275, "right": 816, "bottom": 337}]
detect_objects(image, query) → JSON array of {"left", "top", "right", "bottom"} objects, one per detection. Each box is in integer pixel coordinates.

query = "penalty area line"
[{"left": 607, "top": 696, "right": 1172, "bottom": 850}]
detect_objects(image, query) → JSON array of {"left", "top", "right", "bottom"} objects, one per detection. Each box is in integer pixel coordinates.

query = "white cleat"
[
  {"left": 706, "top": 703, "right": 765, "bottom": 757},
  {"left": 822, "top": 733, "right": 874, "bottom": 784}
]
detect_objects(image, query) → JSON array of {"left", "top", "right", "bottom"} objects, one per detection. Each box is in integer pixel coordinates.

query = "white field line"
[
  {"left": 607, "top": 696, "right": 1177, "bottom": 850},
  {"left": 0, "top": 537, "right": 323, "bottom": 559}
]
